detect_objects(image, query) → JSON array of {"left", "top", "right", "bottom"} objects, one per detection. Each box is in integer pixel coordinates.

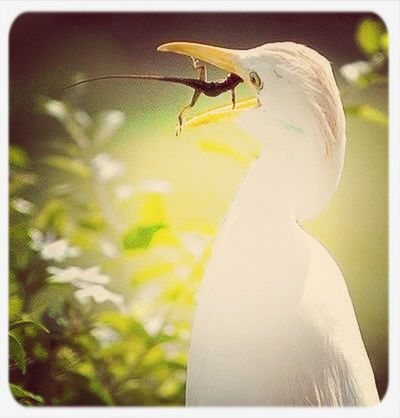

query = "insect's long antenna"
[{"left": 62, "top": 74, "right": 207, "bottom": 91}]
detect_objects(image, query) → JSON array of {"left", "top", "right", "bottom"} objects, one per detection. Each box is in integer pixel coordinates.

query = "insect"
[{"left": 62, "top": 57, "right": 243, "bottom": 135}]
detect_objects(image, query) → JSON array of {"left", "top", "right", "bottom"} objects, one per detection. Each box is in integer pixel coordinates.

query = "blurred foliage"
[
  {"left": 9, "top": 16, "right": 388, "bottom": 405},
  {"left": 340, "top": 17, "right": 388, "bottom": 124},
  {"left": 9, "top": 97, "right": 212, "bottom": 406}
]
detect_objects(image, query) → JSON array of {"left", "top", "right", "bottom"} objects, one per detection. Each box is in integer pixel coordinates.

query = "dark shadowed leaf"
[
  {"left": 9, "top": 383, "right": 44, "bottom": 404},
  {"left": 10, "top": 318, "right": 50, "bottom": 334},
  {"left": 9, "top": 333, "right": 26, "bottom": 374}
]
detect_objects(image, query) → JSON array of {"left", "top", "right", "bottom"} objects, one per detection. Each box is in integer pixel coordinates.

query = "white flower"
[
  {"left": 11, "top": 198, "right": 34, "bottom": 215},
  {"left": 47, "top": 266, "right": 82, "bottom": 283},
  {"left": 114, "top": 184, "right": 134, "bottom": 200},
  {"left": 103, "top": 110, "right": 124, "bottom": 126},
  {"left": 47, "top": 265, "right": 124, "bottom": 310},
  {"left": 29, "top": 229, "right": 44, "bottom": 251},
  {"left": 73, "top": 110, "right": 92, "bottom": 128},
  {"left": 143, "top": 316, "right": 164, "bottom": 336},
  {"left": 29, "top": 229, "right": 81, "bottom": 262},
  {"left": 138, "top": 179, "right": 172, "bottom": 194},
  {"left": 163, "top": 324, "right": 175, "bottom": 336},
  {"left": 94, "top": 110, "right": 125, "bottom": 145},
  {"left": 50, "top": 183, "right": 73, "bottom": 196},
  {"left": 340, "top": 61, "right": 372, "bottom": 83},
  {"left": 41, "top": 239, "right": 81, "bottom": 262},
  {"left": 47, "top": 265, "right": 110, "bottom": 286},
  {"left": 74, "top": 285, "right": 125, "bottom": 310},
  {"left": 162, "top": 342, "right": 182, "bottom": 359},
  {"left": 179, "top": 329, "right": 191, "bottom": 340},
  {"left": 90, "top": 326, "right": 120, "bottom": 347},
  {"left": 175, "top": 266, "right": 191, "bottom": 279},
  {"left": 180, "top": 232, "right": 211, "bottom": 260},
  {"left": 44, "top": 99, "right": 66, "bottom": 120},
  {"left": 135, "top": 283, "right": 162, "bottom": 301},
  {"left": 129, "top": 284, "right": 162, "bottom": 319},
  {"left": 99, "top": 238, "right": 119, "bottom": 258},
  {"left": 91, "top": 153, "right": 125, "bottom": 182}
]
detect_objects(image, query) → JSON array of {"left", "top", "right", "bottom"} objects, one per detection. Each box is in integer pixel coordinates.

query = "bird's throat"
[{"left": 229, "top": 152, "right": 297, "bottom": 222}]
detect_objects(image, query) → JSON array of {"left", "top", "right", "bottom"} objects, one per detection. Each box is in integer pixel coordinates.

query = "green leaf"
[
  {"left": 9, "top": 333, "right": 26, "bottom": 374},
  {"left": 96, "top": 311, "right": 148, "bottom": 339},
  {"left": 9, "top": 171, "right": 37, "bottom": 196},
  {"left": 345, "top": 105, "right": 388, "bottom": 126},
  {"left": 10, "top": 318, "right": 50, "bottom": 334},
  {"left": 29, "top": 285, "right": 73, "bottom": 318},
  {"left": 355, "top": 71, "right": 386, "bottom": 88},
  {"left": 9, "top": 146, "right": 29, "bottom": 168},
  {"left": 42, "top": 155, "right": 91, "bottom": 178},
  {"left": 132, "top": 262, "right": 176, "bottom": 286},
  {"left": 9, "top": 383, "right": 44, "bottom": 404},
  {"left": 9, "top": 295, "right": 23, "bottom": 321},
  {"left": 122, "top": 223, "right": 167, "bottom": 250},
  {"left": 48, "top": 140, "right": 80, "bottom": 158},
  {"left": 34, "top": 198, "right": 65, "bottom": 230},
  {"left": 156, "top": 377, "right": 182, "bottom": 399},
  {"left": 380, "top": 32, "right": 389, "bottom": 52},
  {"left": 88, "top": 379, "right": 114, "bottom": 405},
  {"left": 79, "top": 212, "right": 106, "bottom": 231},
  {"left": 356, "top": 18, "right": 384, "bottom": 55}
]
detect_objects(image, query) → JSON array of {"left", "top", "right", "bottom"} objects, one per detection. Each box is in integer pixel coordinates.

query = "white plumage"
[{"left": 159, "top": 41, "right": 380, "bottom": 406}]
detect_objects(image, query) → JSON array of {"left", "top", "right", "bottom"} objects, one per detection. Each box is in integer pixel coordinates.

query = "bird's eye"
[{"left": 249, "top": 71, "right": 263, "bottom": 90}]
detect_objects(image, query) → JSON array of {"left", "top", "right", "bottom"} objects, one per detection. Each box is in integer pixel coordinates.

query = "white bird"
[{"left": 159, "top": 41, "right": 380, "bottom": 406}]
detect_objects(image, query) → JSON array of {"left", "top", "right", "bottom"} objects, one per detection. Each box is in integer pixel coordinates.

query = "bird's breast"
[{"left": 196, "top": 212, "right": 310, "bottom": 330}]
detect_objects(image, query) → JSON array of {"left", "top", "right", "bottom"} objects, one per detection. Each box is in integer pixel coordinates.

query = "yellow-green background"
[{"left": 9, "top": 13, "right": 387, "bottom": 405}]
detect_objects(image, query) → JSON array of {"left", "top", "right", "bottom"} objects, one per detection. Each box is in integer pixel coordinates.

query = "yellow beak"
[
  {"left": 157, "top": 41, "right": 244, "bottom": 76},
  {"left": 157, "top": 42, "right": 259, "bottom": 129}
]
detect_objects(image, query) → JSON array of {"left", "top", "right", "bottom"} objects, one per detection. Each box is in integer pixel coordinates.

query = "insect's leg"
[
  {"left": 176, "top": 89, "right": 202, "bottom": 136},
  {"left": 191, "top": 56, "right": 207, "bottom": 82},
  {"left": 231, "top": 88, "right": 236, "bottom": 109}
]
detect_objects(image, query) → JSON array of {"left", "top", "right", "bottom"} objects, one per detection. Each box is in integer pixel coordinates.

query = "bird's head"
[{"left": 158, "top": 41, "right": 347, "bottom": 220}]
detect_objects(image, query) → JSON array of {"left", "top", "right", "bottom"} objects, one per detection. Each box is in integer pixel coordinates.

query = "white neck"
[
  {"left": 229, "top": 153, "right": 296, "bottom": 223},
  {"left": 234, "top": 102, "right": 345, "bottom": 222}
]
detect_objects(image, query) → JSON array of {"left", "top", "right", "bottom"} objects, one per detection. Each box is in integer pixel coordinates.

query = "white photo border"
[{"left": 1, "top": 2, "right": 399, "bottom": 418}]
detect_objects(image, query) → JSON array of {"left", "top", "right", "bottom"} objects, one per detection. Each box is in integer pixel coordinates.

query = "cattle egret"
[{"left": 158, "top": 41, "right": 380, "bottom": 406}]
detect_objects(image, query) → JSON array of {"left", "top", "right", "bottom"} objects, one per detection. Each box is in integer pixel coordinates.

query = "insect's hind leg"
[{"left": 176, "top": 89, "right": 201, "bottom": 136}]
